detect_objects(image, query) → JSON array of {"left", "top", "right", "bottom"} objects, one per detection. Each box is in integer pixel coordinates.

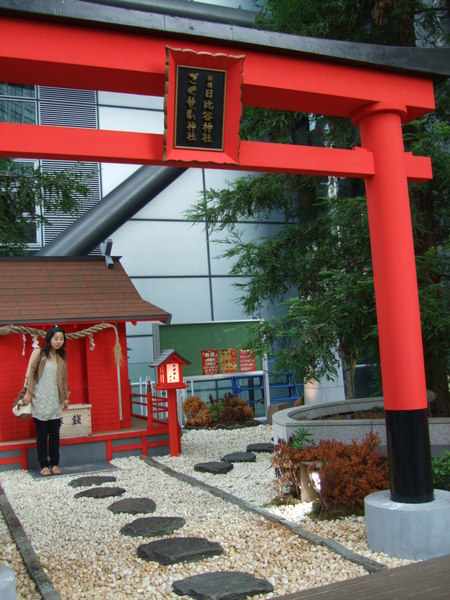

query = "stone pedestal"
[
  {"left": 365, "top": 489, "right": 450, "bottom": 560},
  {"left": 0, "top": 566, "right": 15, "bottom": 600}
]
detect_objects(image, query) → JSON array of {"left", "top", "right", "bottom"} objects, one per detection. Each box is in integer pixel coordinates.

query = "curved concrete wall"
[{"left": 272, "top": 398, "right": 450, "bottom": 450}]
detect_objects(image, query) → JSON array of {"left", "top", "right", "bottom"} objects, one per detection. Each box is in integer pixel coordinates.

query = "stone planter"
[{"left": 272, "top": 397, "right": 450, "bottom": 451}]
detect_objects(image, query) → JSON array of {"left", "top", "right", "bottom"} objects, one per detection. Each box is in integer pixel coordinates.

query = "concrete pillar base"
[
  {"left": 365, "top": 489, "right": 450, "bottom": 560},
  {"left": 0, "top": 566, "right": 15, "bottom": 600}
]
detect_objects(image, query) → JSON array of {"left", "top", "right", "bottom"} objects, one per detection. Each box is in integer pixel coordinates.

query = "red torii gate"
[{"left": 0, "top": 5, "right": 444, "bottom": 503}]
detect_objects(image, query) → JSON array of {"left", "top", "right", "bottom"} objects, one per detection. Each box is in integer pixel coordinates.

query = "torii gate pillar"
[{"left": 353, "top": 103, "right": 433, "bottom": 503}]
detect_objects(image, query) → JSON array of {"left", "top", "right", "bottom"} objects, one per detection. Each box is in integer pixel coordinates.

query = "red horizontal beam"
[
  {"left": 0, "top": 455, "right": 22, "bottom": 465},
  {"left": 0, "top": 16, "right": 435, "bottom": 121},
  {"left": 0, "top": 123, "right": 432, "bottom": 181}
]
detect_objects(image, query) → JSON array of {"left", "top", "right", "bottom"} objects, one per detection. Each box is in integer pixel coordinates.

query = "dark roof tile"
[{"left": 0, "top": 257, "right": 171, "bottom": 325}]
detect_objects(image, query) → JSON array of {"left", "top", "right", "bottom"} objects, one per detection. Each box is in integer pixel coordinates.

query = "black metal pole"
[
  {"left": 385, "top": 409, "right": 434, "bottom": 503},
  {"left": 38, "top": 166, "right": 185, "bottom": 256}
]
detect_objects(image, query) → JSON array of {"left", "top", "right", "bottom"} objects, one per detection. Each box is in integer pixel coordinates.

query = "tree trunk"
[{"left": 342, "top": 357, "right": 356, "bottom": 399}]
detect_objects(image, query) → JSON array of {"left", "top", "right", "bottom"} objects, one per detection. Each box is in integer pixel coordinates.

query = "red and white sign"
[
  {"left": 239, "top": 348, "right": 257, "bottom": 372},
  {"left": 201, "top": 349, "right": 219, "bottom": 375}
]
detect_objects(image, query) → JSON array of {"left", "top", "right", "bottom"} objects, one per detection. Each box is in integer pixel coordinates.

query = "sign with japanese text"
[
  {"left": 164, "top": 47, "right": 244, "bottom": 165},
  {"left": 220, "top": 347, "right": 238, "bottom": 373},
  {"left": 201, "top": 348, "right": 219, "bottom": 375},
  {"left": 175, "top": 67, "right": 225, "bottom": 150},
  {"left": 239, "top": 348, "right": 257, "bottom": 372},
  {"left": 60, "top": 404, "right": 92, "bottom": 438}
]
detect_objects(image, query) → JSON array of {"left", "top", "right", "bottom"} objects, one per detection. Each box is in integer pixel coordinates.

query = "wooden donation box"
[{"left": 60, "top": 404, "right": 92, "bottom": 438}]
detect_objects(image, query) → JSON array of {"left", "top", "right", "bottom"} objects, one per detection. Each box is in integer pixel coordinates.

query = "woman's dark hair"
[{"left": 41, "top": 325, "right": 67, "bottom": 360}]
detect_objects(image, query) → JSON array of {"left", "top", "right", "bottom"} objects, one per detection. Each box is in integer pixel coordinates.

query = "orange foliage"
[
  {"left": 272, "top": 432, "right": 390, "bottom": 516},
  {"left": 218, "top": 393, "right": 254, "bottom": 425},
  {"left": 182, "top": 396, "right": 211, "bottom": 427}
]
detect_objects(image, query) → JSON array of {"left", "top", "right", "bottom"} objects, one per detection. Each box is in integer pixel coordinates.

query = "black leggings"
[{"left": 33, "top": 418, "right": 62, "bottom": 469}]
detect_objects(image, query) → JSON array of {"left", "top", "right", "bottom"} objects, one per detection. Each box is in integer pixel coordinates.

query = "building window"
[
  {"left": 0, "top": 99, "right": 36, "bottom": 123},
  {"left": 0, "top": 83, "right": 37, "bottom": 124},
  {"left": 0, "top": 83, "right": 36, "bottom": 97}
]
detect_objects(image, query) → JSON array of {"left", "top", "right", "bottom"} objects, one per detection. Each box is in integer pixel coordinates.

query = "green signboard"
[{"left": 158, "top": 321, "right": 262, "bottom": 377}]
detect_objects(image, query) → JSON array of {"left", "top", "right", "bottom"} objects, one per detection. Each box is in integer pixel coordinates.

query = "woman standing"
[{"left": 22, "top": 325, "right": 70, "bottom": 476}]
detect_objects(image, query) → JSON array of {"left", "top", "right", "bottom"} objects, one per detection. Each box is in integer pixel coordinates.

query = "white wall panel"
[
  {"left": 203, "top": 168, "right": 255, "bottom": 189},
  {"left": 98, "top": 91, "right": 163, "bottom": 110},
  {"left": 131, "top": 168, "right": 205, "bottom": 220},
  {"left": 210, "top": 276, "right": 248, "bottom": 321},
  {"left": 111, "top": 221, "right": 209, "bottom": 276},
  {"left": 127, "top": 335, "right": 154, "bottom": 365},
  {"left": 196, "top": 0, "right": 256, "bottom": 9},
  {"left": 208, "top": 222, "right": 284, "bottom": 275},
  {"left": 211, "top": 276, "right": 279, "bottom": 321},
  {"left": 131, "top": 277, "right": 213, "bottom": 323},
  {"left": 98, "top": 106, "right": 163, "bottom": 133},
  {"left": 126, "top": 321, "right": 158, "bottom": 336},
  {"left": 100, "top": 163, "right": 140, "bottom": 195}
]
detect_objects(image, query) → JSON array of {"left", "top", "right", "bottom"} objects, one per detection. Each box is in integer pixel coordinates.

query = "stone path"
[
  {"left": 137, "top": 537, "right": 224, "bottom": 565},
  {"left": 68, "top": 444, "right": 277, "bottom": 599},
  {"left": 0, "top": 434, "right": 385, "bottom": 599},
  {"left": 192, "top": 442, "right": 274, "bottom": 474}
]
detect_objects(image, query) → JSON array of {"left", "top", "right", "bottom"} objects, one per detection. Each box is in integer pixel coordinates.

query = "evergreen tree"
[{"left": 0, "top": 158, "right": 91, "bottom": 255}]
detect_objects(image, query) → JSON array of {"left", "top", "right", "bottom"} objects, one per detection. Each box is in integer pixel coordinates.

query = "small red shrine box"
[
  {"left": 151, "top": 349, "right": 190, "bottom": 390},
  {"left": 150, "top": 350, "right": 191, "bottom": 457}
]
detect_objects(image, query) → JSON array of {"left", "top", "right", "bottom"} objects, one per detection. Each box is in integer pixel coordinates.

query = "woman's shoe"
[
  {"left": 40, "top": 467, "right": 51, "bottom": 476},
  {"left": 51, "top": 466, "right": 62, "bottom": 475}
]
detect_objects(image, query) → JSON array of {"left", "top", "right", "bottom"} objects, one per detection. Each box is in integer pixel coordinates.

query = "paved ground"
[{"left": 273, "top": 554, "right": 450, "bottom": 599}]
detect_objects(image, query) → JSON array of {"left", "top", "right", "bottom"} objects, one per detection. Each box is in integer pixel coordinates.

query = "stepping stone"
[
  {"left": 120, "top": 516, "right": 185, "bottom": 538},
  {"left": 246, "top": 442, "right": 274, "bottom": 453},
  {"left": 172, "top": 571, "right": 274, "bottom": 599},
  {"left": 74, "top": 486, "right": 126, "bottom": 499},
  {"left": 108, "top": 497, "right": 156, "bottom": 515},
  {"left": 68, "top": 475, "right": 117, "bottom": 488},
  {"left": 194, "top": 461, "right": 233, "bottom": 475},
  {"left": 137, "top": 537, "right": 223, "bottom": 565},
  {"left": 221, "top": 452, "right": 256, "bottom": 463}
]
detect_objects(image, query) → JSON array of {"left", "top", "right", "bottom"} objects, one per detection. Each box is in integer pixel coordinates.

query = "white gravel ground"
[{"left": 0, "top": 424, "right": 414, "bottom": 599}]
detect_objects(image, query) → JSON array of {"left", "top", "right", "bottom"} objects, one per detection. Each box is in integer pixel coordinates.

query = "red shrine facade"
[{"left": 0, "top": 257, "right": 171, "bottom": 468}]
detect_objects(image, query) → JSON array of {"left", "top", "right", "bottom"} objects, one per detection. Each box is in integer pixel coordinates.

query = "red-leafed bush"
[
  {"left": 216, "top": 392, "right": 254, "bottom": 425},
  {"left": 182, "top": 396, "right": 211, "bottom": 427},
  {"left": 271, "top": 432, "right": 390, "bottom": 517}
]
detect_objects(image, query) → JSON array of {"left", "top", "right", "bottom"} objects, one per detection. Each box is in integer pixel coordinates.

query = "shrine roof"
[
  {"left": 0, "top": 256, "right": 171, "bottom": 326},
  {"left": 149, "top": 349, "right": 191, "bottom": 368}
]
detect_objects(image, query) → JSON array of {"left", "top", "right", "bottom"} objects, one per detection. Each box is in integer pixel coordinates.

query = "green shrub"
[
  {"left": 207, "top": 396, "right": 224, "bottom": 422},
  {"left": 432, "top": 450, "right": 450, "bottom": 491},
  {"left": 290, "top": 427, "right": 315, "bottom": 450}
]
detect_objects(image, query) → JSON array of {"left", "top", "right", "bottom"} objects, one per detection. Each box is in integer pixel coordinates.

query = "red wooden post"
[
  {"left": 354, "top": 103, "right": 427, "bottom": 411},
  {"left": 167, "top": 389, "right": 181, "bottom": 457},
  {"left": 147, "top": 383, "right": 154, "bottom": 429},
  {"left": 353, "top": 103, "right": 433, "bottom": 502}
]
